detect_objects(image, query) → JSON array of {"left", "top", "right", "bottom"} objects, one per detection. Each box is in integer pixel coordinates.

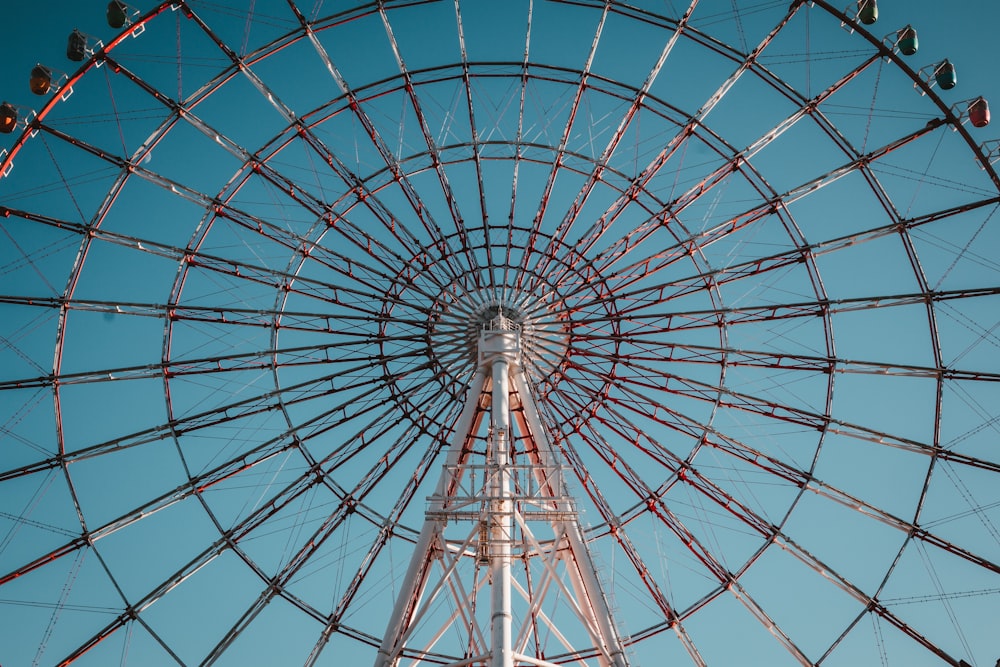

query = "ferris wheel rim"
[{"left": 1, "top": 1, "right": 999, "bottom": 665}]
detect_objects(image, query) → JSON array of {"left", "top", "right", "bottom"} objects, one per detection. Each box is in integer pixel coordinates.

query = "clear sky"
[{"left": 1, "top": 1, "right": 999, "bottom": 666}]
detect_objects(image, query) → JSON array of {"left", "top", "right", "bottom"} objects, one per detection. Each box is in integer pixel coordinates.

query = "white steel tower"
[{"left": 376, "top": 310, "right": 630, "bottom": 667}]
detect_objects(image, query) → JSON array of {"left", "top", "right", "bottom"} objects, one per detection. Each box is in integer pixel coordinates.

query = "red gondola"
[{"left": 969, "top": 97, "right": 990, "bottom": 128}]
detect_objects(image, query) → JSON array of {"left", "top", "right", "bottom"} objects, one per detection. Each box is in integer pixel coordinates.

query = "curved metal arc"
[
  {"left": 577, "top": 191, "right": 992, "bottom": 316},
  {"left": 287, "top": 0, "right": 474, "bottom": 284},
  {"left": 378, "top": 5, "right": 489, "bottom": 284},
  {"left": 540, "top": 392, "right": 818, "bottom": 663},
  {"left": 581, "top": 337, "right": 1000, "bottom": 384},
  {"left": 171, "top": 4, "right": 463, "bottom": 285},
  {"left": 560, "top": 48, "right": 883, "bottom": 278},
  {"left": 539, "top": 0, "right": 819, "bottom": 282},
  {"left": 0, "top": 345, "right": 422, "bottom": 484},
  {"left": 0, "top": 335, "right": 425, "bottom": 391},
  {"left": 559, "top": 362, "right": 1000, "bottom": 584},
  {"left": 4, "top": 203, "right": 418, "bottom": 321},
  {"left": 548, "top": 378, "right": 940, "bottom": 664},
  {"left": 191, "top": 396, "right": 460, "bottom": 664},
  {"left": 449, "top": 0, "right": 494, "bottom": 290},
  {"left": 555, "top": 117, "right": 948, "bottom": 304},
  {"left": 0, "top": 292, "right": 430, "bottom": 338},
  {"left": 1, "top": 370, "right": 441, "bottom": 595},
  {"left": 0, "top": 0, "right": 179, "bottom": 177},
  {"left": 516, "top": 0, "right": 610, "bottom": 293},
  {"left": 808, "top": 0, "right": 1000, "bottom": 191}
]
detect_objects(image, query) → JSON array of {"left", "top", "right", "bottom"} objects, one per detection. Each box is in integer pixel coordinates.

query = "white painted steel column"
[{"left": 489, "top": 356, "right": 514, "bottom": 667}]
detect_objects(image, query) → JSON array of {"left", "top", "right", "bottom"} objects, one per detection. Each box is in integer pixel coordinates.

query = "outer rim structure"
[{"left": 0, "top": 1, "right": 998, "bottom": 665}]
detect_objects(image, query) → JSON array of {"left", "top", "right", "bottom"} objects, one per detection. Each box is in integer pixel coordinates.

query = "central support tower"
[
  {"left": 376, "top": 310, "right": 630, "bottom": 667},
  {"left": 482, "top": 315, "right": 518, "bottom": 667}
]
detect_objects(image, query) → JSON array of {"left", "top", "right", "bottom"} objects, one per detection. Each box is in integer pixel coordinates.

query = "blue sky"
[{"left": 1, "top": 1, "right": 999, "bottom": 666}]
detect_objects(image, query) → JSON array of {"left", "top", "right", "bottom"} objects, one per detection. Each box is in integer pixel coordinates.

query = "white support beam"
[{"left": 489, "top": 355, "right": 514, "bottom": 667}]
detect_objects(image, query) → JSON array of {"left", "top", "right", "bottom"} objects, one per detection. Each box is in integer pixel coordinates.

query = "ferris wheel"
[{"left": 1, "top": 0, "right": 999, "bottom": 665}]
